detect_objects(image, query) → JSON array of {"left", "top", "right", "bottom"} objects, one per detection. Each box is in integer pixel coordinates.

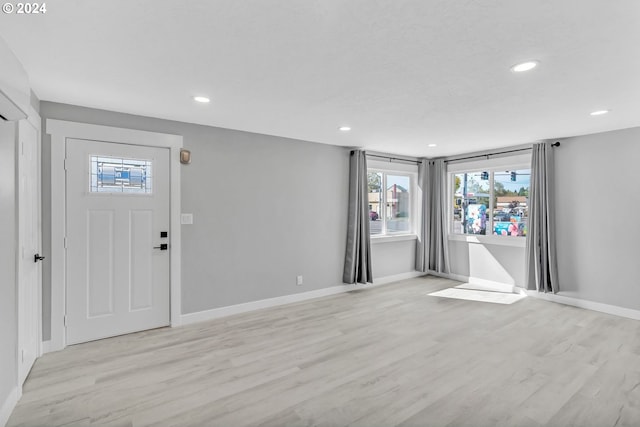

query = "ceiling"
[{"left": 1, "top": 0, "right": 639, "bottom": 157}]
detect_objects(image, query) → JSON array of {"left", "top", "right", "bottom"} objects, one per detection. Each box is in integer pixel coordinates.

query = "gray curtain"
[
  {"left": 343, "top": 150, "right": 372, "bottom": 284},
  {"left": 416, "top": 159, "right": 450, "bottom": 273},
  {"left": 526, "top": 142, "right": 559, "bottom": 293}
]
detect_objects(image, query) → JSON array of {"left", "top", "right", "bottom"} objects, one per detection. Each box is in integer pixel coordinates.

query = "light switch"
[{"left": 181, "top": 213, "right": 193, "bottom": 225}]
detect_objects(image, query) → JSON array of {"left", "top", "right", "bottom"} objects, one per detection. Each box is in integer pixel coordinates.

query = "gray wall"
[
  {"left": 372, "top": 240, "right": 416, "bottom": 278},
  {"left": 446, "top": 126, "right": 640, "bottom": 311},
  {"left": 554, "top": 127, "right": 640, "bottom": 310},
  {"left": 448, "top": 240, "right": 526, "bottom": 286},
  {"left": 40, "top": 102, "right": 349, "bottom": 315},
  {"left": 0, "top": 121, "right": 17, "bottom": 410},
  {"left": 33, "top": 104, "right": 640, "bottom": 344},
  {"left": 39, "top": 102, "right": 415, "bottom": 339}
]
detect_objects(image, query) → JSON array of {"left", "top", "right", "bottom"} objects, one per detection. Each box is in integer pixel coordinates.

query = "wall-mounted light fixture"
[{"left": 180, "top": 149, "right": 191, "bottom": 164}]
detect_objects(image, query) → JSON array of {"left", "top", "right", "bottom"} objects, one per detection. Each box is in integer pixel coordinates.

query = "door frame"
[{"left": 47, "top": 119, "right": 183, "bottom": 351}]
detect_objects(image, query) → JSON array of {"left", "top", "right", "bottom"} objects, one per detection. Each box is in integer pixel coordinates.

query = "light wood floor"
[{"left": 8, "top": 276, "right": 640, "bottom": 427}]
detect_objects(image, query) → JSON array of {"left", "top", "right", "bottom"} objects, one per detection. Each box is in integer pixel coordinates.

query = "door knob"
[
  {"left": 34, "top": 254, "right": 45, "bottom": 263},
  {"left": 153, "top": 244, "right": 168, "bottom": 250}
]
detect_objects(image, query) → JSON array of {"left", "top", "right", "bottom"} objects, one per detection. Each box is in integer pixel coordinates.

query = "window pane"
[
  {"left": 386, "top": 175, "right": 410, "bottom": 233},
  {"left": 453, "top": 172, "right": 490, "bottom": 235},
  {"left": 492, "top": 169, "right": 529, "bottom": 236},
  {"left": 90, "top": 156, "right": 152, "bottom": 194},
  {"left": 368, "top": 171, "right": 383, "bottom": 235}
]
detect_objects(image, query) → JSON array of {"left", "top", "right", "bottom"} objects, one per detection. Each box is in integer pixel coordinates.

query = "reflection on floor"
[{"left": 428, "top": 283, "right": 526, "bottom": 305}]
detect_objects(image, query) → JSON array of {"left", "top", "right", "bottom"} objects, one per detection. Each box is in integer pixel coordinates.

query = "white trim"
[
  {"left": 434, "top": 273, "right": 640, "bottom": 320},
  {"left": 182, "top": 271, "right": 426, "bottom": 326},
  {"left": 446, "top": 154, "right": 531, "bottom": 240},
  {"left": 0, "top": 386, "right": 19, "bottom": 427},
  {"left": 373, "top": 271, "right": 425, "bottom": 285},
  {"left": 41, "top": 340, "right": 52, "bottom": 355},
  {"left": 371, "top": 234, "right": 417, "bottom": 244},
  {"left": 49, "top": 128, "right": 65, "bottom": 351},
  {"left": 447, "top": 233, "right": 526, "bottom": 248},
  {"left": 181, "top": 285, "right": 357, "bottom": 325},
  {"left": 26, "top": 106, "right": 40, "bottom": 133},
  {"left": 527, "top": 291, "right": 640, "bottom": 321},
  {"left": 428, "top": 271, "right": 468, "bottom": 283},
  {"left": 30, "top": 106, "right": 43, "bottom": 359},
  {"left": 367, "top": 166, "right": 419, "bottom": 238},
  {"left": 46, "top": 119, "right": 183, "bottom": 351}
]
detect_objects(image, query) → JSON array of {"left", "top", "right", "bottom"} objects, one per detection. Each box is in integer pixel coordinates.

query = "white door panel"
[
  {"left": 130, "top": 209, "right": 154, "bottom": 311},
  {"left": 18, "top": 119, "right": 40, "bottom": 384},
  {"left": 66, "top": 139, "right": 170, "bottom": 345}
]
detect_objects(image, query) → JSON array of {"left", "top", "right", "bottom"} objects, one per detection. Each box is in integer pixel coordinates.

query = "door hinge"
[
  {"left": 64, "top": 158, "right": 68, "bottom": 170},
  {"left": 21, "top": 349, "right": 25, "bottom": 362},
  {"left": 64, "top": 237, "right": 67, "bottom": 249},
  {"left": 64, "top": 315, "right": 67, "bottom": 326}
]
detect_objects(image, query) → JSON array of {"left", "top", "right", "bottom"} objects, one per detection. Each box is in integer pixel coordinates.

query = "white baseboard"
[
  {"left": 0, "top": 387, "right": 19, "bottom": 427},
  {"left": 431, "top": 271, "right": 640, "bottom": 320},
  {"left": 372, "top": 271, "right": 426, "bottom": 286},
  {"left": 527, "top": 291, "right": 640, "bottom": 321},
  {"left": 41, "top": 340, "right": 52, "bottom": 355},
  {"left": 181, "top": 285, "right": 356, "bottom": 325},
  {"left": 181, "top": 271, "right": 426, "bottom": 326},
  {"left": 428, "top": 271, "right": 468, "bottom": 283}
]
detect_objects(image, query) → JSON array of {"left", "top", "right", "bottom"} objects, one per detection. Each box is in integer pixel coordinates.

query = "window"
[
  {"left": 452, "top": 168, "right": 530, "bottom": 237},
  {"left": 368, "top": 170, "right": 413, "bottom": 236},
  {"left": 90, "top": 155, "right": 153, "bottom": 194}
]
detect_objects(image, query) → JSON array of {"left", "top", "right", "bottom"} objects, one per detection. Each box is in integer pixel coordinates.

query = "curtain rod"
[
  {"left": 364, "top": 141, "right": 561, "bottom": 165},
  {"left": 366, "top": 154, "right": 422, "bottom": 165},
  {"left": 445, "top": 141, "right": 560, "bottom": 163}
]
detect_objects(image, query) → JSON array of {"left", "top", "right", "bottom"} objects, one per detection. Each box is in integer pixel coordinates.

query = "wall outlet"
[
  {"left": 296, "top": 275, "right": 303, "bottom": 286},
  {"left": 181, "top": 213, "right": 193, "bottom": 225}
]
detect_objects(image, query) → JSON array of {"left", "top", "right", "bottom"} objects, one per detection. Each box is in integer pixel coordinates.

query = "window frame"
[
  {"left": 367, "top": 159, "right": 418, "bottom": 241},
  {"left": 447, "top": 154, "right": 530, "bottom": 247}
]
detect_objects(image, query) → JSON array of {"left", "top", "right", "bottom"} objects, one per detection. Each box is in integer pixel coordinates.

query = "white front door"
[
  {"left": 65, "top": 139, "right": 170, "bottom": 345},
  {"left": 18, "top": 119, "right": 40, "bottom": 384}
]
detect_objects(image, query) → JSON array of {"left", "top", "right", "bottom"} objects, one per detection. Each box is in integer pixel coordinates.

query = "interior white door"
[
  {"left": 18, "top": 119, "right": 40, "bottom": 384},
  {"left": 65, "top": 139, "right": 170, "bottom": 345}
]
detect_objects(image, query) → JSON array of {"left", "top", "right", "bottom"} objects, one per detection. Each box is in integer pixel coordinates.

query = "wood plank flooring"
[{"left": 8, "top": 276, "right": 640, "bottom": 426}]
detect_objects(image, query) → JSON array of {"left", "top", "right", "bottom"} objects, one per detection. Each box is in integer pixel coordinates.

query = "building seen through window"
[
  {"left": 452, "top": 169, "right": 530, "bottom": 237},
  {"left": 368, "top": 171, "right": 411, "bottom": 236}
]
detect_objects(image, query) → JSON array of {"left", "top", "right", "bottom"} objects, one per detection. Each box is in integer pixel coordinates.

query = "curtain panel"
[
  {"left": 343, "top": 150, "right": 373, "bottom": 284},
  {"left": 416, "top": 159, "right": 450, "bottom": 274},
  {"left": 526, "top": 142, "right": 559, "bottom": 293}
]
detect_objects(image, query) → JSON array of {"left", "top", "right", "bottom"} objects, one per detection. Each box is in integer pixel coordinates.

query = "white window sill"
[
  {"left": 371, "top": 234, "right": 417, "bottom": 244},
  {"left": 448, "top": 233, "right": 526, "bottom": 248}
]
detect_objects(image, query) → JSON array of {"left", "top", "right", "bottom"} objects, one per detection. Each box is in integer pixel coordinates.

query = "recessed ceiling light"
[
  {"left": 339, "top": 126, "right": 351, "bottom": 131},
  {"left": 510, "top": 61, "right": 539, "bottom": 72},
  {"left": 590, "top": 110, "right": 609, "bottom": 116},
  {"left": 428, "top": 144, "right": 437, "bottom": 147},
  {"left": 193, "top": 96, "right": 210, "bottom": 103}
]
